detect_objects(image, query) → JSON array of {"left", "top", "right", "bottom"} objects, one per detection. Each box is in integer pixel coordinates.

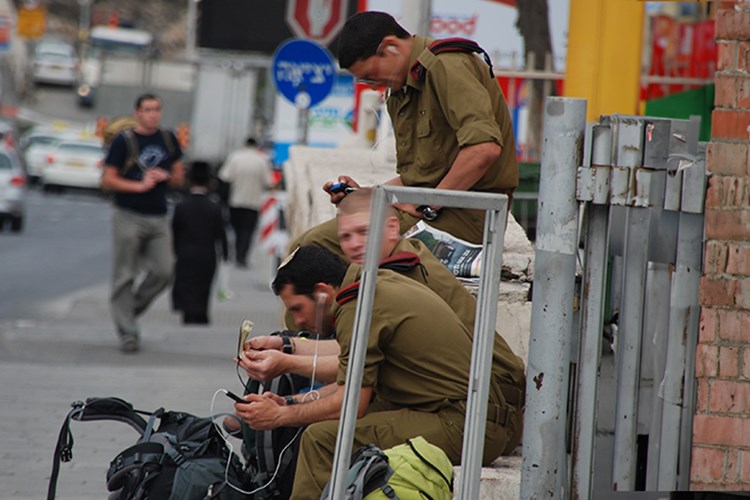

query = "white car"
[
  {"left": 41, "top": 139, "right": 105, "bottom": 191},
  {"left": 0, "top": 148, "right": 26, "bottom": 232},
  {"left": 32, "top": 42, "right": 78, "bottom": 87},
  {"left": 21, "top": 130, "right": 64, "bottom": 180}
]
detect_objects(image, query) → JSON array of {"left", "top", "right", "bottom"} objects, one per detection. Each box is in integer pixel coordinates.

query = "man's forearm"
[
  {"left": 434, "top": 142, "right": 501, "bottom": 194},
  {"left": 279, "top": 383, "right": 345, "bottom": 426},
  {"left": 285, "top": 354, "right": 338, "bottom": 383},
  {"left": 293, "top": 337, "right": 340, "bottom": 356}
]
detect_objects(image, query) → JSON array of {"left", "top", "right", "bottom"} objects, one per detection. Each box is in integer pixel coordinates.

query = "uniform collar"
[{"left": 405, "top": 35, "right": 434, "bottom": 92}]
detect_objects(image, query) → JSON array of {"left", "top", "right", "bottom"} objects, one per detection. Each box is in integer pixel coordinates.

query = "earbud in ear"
[
  {"left": 386, "top": 46, "right": 399, "bottom": 55},
  {"left": 316, "top": 292, "right": 329, "bottom": 302}
]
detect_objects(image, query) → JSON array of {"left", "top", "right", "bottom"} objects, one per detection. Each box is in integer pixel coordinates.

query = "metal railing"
[
  {"left": 521, "top": 98, "right": 706, "bottom": 498},
  {"left": 328, "top": 185, "right": 509, "bottom": 500}
]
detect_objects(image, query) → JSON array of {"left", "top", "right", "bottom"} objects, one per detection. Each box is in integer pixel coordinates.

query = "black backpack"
[
  {"left": 47, "top": 397, "right": 248, "bottom": 500},
  {"left": 241, "top": 371, "right": 311, "bottom": 499}
]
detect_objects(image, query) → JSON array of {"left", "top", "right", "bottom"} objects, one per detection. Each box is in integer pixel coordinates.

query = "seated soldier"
[
  {"left": 233, "top": 245, "right": 522, "bottom": 498},
  {"left": 238, "top": 189, "right": 524, "bottom": 424}
]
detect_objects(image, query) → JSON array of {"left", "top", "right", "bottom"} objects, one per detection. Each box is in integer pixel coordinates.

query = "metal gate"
[{"left": 522, "top": 98, "right": 706, "bottom": 498}]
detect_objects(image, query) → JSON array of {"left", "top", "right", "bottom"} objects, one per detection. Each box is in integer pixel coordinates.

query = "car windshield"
[
  {"left": 28, "top": 136, "right": 59, "bottom": 147},
  {"left": 0, "top": 152, "right": 13, "bottom": 169},
  {"left": 58, "top": 143, "right": 103, "bottom": 155},
  {"left": 37, "top": 52, "right": 75, "bottom": 64}
]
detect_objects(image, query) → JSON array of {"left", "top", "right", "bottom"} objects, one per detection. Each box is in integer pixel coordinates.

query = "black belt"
[{"left": 453, "top": 399, "right": 516, "bottom": 427}]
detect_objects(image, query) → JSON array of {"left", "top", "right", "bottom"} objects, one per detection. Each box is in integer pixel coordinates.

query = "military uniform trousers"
[{"left": 290, "top": 398, "right": 522, "bottom": 499}]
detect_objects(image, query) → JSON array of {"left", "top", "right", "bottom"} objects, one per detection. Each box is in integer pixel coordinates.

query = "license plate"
[{"left": 66, "top": 160, "right": 86, "bottom": 168}]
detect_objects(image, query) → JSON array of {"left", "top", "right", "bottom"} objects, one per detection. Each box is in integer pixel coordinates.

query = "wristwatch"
[{"left": 417, "top": 205, "right": 439, "bottom": 221}]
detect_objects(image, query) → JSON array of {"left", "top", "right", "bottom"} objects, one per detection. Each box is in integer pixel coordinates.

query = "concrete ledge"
[{"left": 453, "top": 456, "right": 522, "bottom": 499}]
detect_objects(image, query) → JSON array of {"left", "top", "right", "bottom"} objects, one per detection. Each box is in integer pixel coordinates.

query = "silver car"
[
  {"left": 0, "top": 148, "right": 26, "bottom": 232},
  {"left": 32, "top": 41, "right": 78, "bottom": 87}
]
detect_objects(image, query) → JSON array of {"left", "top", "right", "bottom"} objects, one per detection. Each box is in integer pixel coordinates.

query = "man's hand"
[
  {"left": 235, "top": 392, "right": 286, "bottom": 430},
  {"left": 147, "top": 167, "right": 171, "bottom": 183},
  {"left": 323, "top": 175, "right": 361, "bottom": 206},
  {"left": 394, "top": 203, "right": 422, "bottom": 218},
  {"left": 244, "top": 335, "right": 283, "bottom": 352},
  {"left": 237, "top": 349, "right": 288, "bottom": 381}
]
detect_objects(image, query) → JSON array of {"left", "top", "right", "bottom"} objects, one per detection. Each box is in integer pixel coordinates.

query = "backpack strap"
[
  {"left": 47, "top": 398, "right": 151, "bottom": 500},
  {"left": 410, "top": 37, "right": 494, "bottom": 83},
  {"left": 406, "top": 438, "right": 453, "bottom": 492},
  {"left": 122, "top": 128, "right": 141, "bottom": 174},
  {"left": 160, "top": 129, "right": 176, "bottom": 158}
]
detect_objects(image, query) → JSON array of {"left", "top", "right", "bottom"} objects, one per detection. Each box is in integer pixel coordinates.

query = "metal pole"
[
  {"left": 327, "top": 186, "right": 388, "bottom": 499},
  {"left": 658, "top": 121, "right": 704, "bottom": 491},
  {"left": 611, "top": 117, "right": 647, "bottom": 491},
  {"left": 458, "top": 200, "right": 507, "bottom": 500},
  {"left": 572, "top": 121, "right": 612, "bottom": 500},
  {"left": 521, "top": 97, "right": 587, "bottom": 499},
  {"left": 185, "top": 0, "right": 198, "bottom": 61}
]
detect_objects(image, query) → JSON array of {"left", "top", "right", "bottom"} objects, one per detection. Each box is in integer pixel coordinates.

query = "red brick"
[
  {"left": 692, "top": 447, "right": 726, "bottom": 482},
  {"left": 705, "top": 208, "right": 750, "bottom": 241},
  {"left": 719, "top": 41, "right": 738, "bottom": 71},
  {"left": 739, "top": 76, "right": 750, "bottom": 110},
  {"left": 728, "top": 449, "right": 740, "bottom": 482},
  {"left": 727, "top": 243, "right": 750, "bottom": 276},
  {"left": 690, "top": 481, "right": 723, "bottom": 491},
  {"left": 697, "top": 378, "right": 710, "bottom": 413},
  {"left": 701, "top": 307, "right": 719, "bottom": 342},
  {"left": 700, "top": 275, "right": 738, "bottom": 306},
  {"left": 716, "top": 9, "right": 750, "bottom": 41},
  {"left": 710, "top": 379, "right": 750, "bottom": 412},
  {"left": 720, "top": 346, "right": 740, "bottom": 378},
  {"left": 743, "top": 348, "right": 750, "bottom": 379},
  {"left": 718, "top": 308, "right": 750, "bottom": 341},
  {"left": 741, "top": 42, "right": 750, "bottom": 73},
  {"left": 705, "top": 177, "right": 722, "bottom": 209},
  {"left": 737, "top": 278, "right": 750, "bottom": 309},
  {"left": 705, "top": 241, "right": 729, "bottom": 275},
  {"left": 712, "top": 109, "right": 750, "bottom": 140},
  {"left": 696, "top": 343, "right": 719, "bottom": 377},
  {"left": 717, "top": 74, "right": 738, "bottom": 107},
  {"left": 707, "top": 142, "right": 750, "bottom": 177},
  {"left": 741, "top": 450, "right": 750, "bottom": 482},
  {"left": 693, "top": 414, "right": 750, "bottom": 446}
]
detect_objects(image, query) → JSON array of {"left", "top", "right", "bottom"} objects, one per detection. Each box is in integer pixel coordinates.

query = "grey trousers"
[{"left": 111, "top": 208, "right": 173, "bottom": 339}]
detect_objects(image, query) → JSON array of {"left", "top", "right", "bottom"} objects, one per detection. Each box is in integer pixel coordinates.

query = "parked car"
[
  {"left": 32, "top": 40, "right": 78, "bottom": 87},
  {"left": 0, "top": 148, "right": 26, "bottom": 232},
  {"left": 20, "top": 127, "right": 66, "bottom": 181},
  {"left": 41, "top": 138, "right": 105, "bottom": 191}
]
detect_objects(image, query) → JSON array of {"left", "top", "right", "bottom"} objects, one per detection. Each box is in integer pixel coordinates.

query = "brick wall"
[{"left": 692, "top": 0, "right": 750, "bottom": 490}]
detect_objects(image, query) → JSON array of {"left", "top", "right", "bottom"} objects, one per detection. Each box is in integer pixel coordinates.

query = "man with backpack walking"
[{"left": 101, "top": 93, "right": 185, "bottom": 353}]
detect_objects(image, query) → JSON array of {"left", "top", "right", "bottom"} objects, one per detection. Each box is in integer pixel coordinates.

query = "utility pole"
[{"left": 400, "top": 0, "right": 431, "bottom": 36}]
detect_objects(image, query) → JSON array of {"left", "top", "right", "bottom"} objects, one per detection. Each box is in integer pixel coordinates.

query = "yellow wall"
[{"left": 564, "top": 0, "right": 645, "bottom": 122}]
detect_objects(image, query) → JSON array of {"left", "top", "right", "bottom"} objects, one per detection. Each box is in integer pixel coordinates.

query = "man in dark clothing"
[
  {"left": 171, "top": 162, "right": 228, "bottom": 324},
  {"left": 101, "top": 93, "right": 185, "bottom": 352}
]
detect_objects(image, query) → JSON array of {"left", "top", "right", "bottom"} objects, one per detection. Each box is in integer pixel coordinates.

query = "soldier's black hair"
[
  {"left": 272, "top": 245, "right": 347, "bottom": 297},
  {"left": 338, "top": 11, "right": 410, "bottom": 69}
]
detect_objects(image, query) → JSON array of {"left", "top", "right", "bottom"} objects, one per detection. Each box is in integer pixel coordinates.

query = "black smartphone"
[{"left": 225, "top": 390, "right": 248, "bottom": 404}]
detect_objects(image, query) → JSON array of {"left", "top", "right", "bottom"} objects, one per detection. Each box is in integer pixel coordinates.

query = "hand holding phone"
[
  {"left": 224, "top": 390, "right": 249, "bottom": 404},
  {"left": 326, "top": 182, "right": 354, "bottom": 195}
]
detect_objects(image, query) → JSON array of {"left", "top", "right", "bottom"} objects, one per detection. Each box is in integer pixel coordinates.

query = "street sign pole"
[{"left": 271, "top": 39, "right": 336, "bottom": 146}]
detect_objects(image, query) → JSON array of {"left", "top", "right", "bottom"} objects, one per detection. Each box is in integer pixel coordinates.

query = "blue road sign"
[{"left": 272, "top": 39, "right": 336, "bottom": 109}]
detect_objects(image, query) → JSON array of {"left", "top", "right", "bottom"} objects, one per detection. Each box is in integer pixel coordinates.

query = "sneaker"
[{"left": 120, "top": 336, "right": 140, "bottom": 354}]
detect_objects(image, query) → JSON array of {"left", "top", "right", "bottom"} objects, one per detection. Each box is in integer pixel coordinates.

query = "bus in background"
[{"left": 77, "top": 25, "right": 154, "bottom": 107}]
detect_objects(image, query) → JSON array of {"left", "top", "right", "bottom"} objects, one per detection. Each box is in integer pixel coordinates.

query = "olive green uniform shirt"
[
  {"left": 386, "top": 35, "right": 520, "bottom": 242},
  {"left": 333, "top": 266, "right": 493, "bottom": 411}
]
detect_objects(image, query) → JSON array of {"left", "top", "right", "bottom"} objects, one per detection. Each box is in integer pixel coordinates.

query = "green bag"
[{"left": 321, "top": 436, "right": 454, "bottom": 500}]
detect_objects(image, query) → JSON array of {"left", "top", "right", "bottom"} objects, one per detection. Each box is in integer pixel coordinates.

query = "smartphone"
[
  {"left": 327, "top": 182, "right": 354, "bottom": 195},
  {"left": 225, "top": 390, "right": 248, "bottom": 404},
  {"left": 237, "top": 320, "right": 253, "bottom": 357}
]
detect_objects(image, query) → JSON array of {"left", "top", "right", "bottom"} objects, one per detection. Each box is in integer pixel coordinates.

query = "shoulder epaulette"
[{"left": 410, "top": 37, "right": 494, "bottom": 83}]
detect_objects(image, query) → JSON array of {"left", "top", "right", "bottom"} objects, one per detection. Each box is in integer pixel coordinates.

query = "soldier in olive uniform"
[
  {"left": 241, "top": 190, "right": 525, "bottom": 427},
  {"left": 233, "top": 245, "right": 522, "bottom": 498},
  {"left": 296, "top": 10, "right": 518, "bottom": 256}
]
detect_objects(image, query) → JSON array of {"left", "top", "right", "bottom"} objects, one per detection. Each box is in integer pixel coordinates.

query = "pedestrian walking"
[
  {"left": 101, "top": 93, "right": 185, "bottom": 353},
  {"left": 218, "top": 137, "right": 272, "bottom": 268},
  {"left": 171, "top": 162, "right": 228, "bottom": 325}
]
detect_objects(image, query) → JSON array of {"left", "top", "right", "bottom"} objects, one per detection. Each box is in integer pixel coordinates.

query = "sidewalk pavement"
[{"left": 0, "top": 251, "right": 283, "bottom": 500}]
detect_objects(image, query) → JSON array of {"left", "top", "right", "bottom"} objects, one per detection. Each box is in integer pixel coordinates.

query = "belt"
[
  {"left": 498, "top": 383, "right": 525, "bottom": 408},
  {"left": 452, "top": 399, "right": 516, "bottom": 427}
]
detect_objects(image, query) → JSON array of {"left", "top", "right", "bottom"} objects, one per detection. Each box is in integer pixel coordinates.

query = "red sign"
[{"left": 285, "top": 0, "right": 347, "bottom": 47}]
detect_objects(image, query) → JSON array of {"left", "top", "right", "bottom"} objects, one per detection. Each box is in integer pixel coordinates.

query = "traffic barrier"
[{"left": 259, "top": 193, "right": 287, "bottom": 257}]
